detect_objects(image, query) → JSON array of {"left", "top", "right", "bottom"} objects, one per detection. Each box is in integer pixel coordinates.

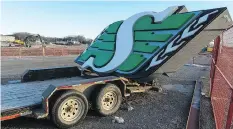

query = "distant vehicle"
[
  {"left": 13, "top": 39, "right": 24, "bottom": 45},
  {"left": 24, "top": 34, "right": 44, "bottom": 47},
  {"left": 66, "top": 40, "right": 77, "bottom": 45}
]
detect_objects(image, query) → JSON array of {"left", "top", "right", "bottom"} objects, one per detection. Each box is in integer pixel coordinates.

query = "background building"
[
  {"left": 223, "top": 25, "right": 233, "bottom": 47},
  {"left": 0, "top": 35, "right": 15, "bottom": 42}
]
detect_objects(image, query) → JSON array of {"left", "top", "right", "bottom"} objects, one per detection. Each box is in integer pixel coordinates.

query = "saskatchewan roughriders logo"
[{"left": 75, "top": 6, "right": 226, "bottom": 78}]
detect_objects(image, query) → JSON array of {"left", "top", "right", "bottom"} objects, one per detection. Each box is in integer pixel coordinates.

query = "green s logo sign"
[{"left": 75, "top": 6, "right": 229, "bottom": 79}]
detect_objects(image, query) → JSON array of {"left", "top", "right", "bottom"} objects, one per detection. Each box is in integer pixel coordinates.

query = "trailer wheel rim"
[
  {"left": 60, "top": 98, "right": 82, "bottom": 122},
  {"left": 101, "top": 91, "right": 118, "bottom": 110}
]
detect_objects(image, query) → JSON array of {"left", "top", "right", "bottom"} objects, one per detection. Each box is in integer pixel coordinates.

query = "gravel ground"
[
  {"left": 186, "top": 53, "right": 215, "bottom": 129},
  {"left": 200, "top": 96, "right": 215, "bottom": 129},
  {"left": 198, "top": 57, "right": 215, "bottom": 129},
  {"left": 1, "top": 54, "right": 213, "bottom": 129},
  {"left": 189, "top": 53, "right": 212, "bottom": 66}
]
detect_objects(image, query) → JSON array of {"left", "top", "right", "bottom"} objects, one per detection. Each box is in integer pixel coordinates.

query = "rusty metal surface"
[
  {"left": 186, "top": 81, "right": 201, "bottom": 129},
  {"left": 1, "top": 76, "right": 118, "bottom": 113}
]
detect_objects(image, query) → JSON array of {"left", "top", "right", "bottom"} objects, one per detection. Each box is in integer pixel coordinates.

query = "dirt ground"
[{"left": 1, "top": 54, "right": 213, "bottom": 129}]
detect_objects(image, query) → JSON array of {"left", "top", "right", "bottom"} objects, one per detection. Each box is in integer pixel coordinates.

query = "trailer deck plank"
[{"left": 1, "top": 76, "right": 90, "bottom": 112}]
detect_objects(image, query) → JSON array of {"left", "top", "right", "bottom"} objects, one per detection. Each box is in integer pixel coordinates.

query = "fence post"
[
  {"left": 42, "top": 47, "right": 45, "bottom": 57},
  {"left": 19, "top": 47, "right": 21, "bottom": 58},
  {"left": 62, "top": 47, "right": 64, "bottom": 56},
  {"left": 210, "top": 36, "right": 221, "bottom": 96}
]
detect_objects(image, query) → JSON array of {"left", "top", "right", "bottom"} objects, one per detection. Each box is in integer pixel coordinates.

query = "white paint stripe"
[{"left": 184, "top": 64, "right": 209, "bottom": 68}]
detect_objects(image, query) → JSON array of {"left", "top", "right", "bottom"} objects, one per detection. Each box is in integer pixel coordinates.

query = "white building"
[
  {"left": 223, "top": 26, "right": 233, "bottom": 47},
  {"left": 0, "top": 35, "right": 15, "bottom": 42}
]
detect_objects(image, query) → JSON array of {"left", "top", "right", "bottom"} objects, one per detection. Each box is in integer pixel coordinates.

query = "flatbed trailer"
[
  {"left": 1, "top": 5, "right": 232, "bottom": 129},
  {"left": 1, "top": 66, "right": 154, "bottom": 128}
]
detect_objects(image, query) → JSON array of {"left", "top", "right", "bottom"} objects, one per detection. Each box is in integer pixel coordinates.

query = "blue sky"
[{"left": 1, "top": 1, "right": 233, "bottom": 39}]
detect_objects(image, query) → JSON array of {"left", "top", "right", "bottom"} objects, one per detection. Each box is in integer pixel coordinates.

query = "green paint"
[
  {"left": 134, "top": 32, "right": 172, "bottom": 41},
  {"left": 79, "top": 50, "right": 114, "bottom": 67},
  {"left": 118, "top": 54, "right": 146, "bottom": 71},
  {"left": 133, "top": 42, "right": 159, "bottom": 53},
  {"left": 105, "top": 21, "right": 123, "bottom": 33},
  {"left": 77, "top": 20, "right": 123, "bottom": 67},
  {"left": 91, "top": 41, "right": 115, "bottom": 51},
  {"left": 134, "top": 13, "right": 194, "bottom": 30},
  {"left": 79, "top": 50, "right": 92, "bottom": 61},
  {"left": 99, "top": 33, "right": 116, "bottom": 42}
]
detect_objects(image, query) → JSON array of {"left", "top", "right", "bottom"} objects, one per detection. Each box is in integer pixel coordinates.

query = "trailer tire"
[
  {"left": 94, "top": 83, "right": 122, "bottom": 116},
  {"left": 51, "top": 90, "right": 88, "bottom": 129}
]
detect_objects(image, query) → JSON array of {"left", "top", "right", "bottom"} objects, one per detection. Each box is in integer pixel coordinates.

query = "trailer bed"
[{"left": 1, "top": 76, "right": 117, "bottom": 113}]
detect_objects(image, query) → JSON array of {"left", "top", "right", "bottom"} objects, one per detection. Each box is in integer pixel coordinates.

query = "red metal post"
[{"left": 210, "top": 36, "right": 221, "bottom": 96}]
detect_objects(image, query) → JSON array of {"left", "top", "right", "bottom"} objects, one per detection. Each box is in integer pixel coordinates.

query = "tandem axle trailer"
[{"left": 1, "top": 66, "right": 155, "bottom": 128}]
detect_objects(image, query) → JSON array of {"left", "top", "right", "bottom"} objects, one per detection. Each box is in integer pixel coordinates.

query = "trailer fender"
[{"left": 106, "top": 79, "right": 128, "bottom": 97}]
